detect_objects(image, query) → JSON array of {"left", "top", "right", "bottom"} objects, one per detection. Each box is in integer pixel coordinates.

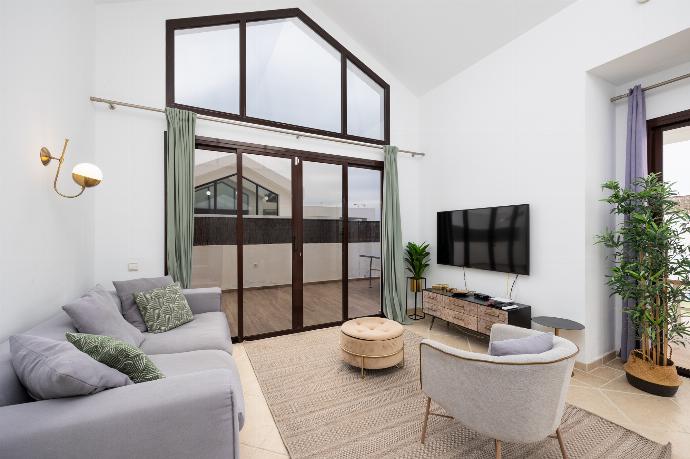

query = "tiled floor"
[{"left": 234, "top": 316, "right": 690, "bottom": 458}]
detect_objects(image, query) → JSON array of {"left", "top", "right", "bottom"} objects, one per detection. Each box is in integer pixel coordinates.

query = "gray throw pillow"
[
  {"left": 63, "top": 285, "right": 144, "bottom": 346},
  {"left": 113, "top": 276, "right": 173, "bottom": 332},
  {"left": 134, "top": 282, "right": 194, "bottom": 333},
  {"left": 489, "top": 332, "right": 553, "bottom": 357},
  {"left": 9, "top": 335, "right": 132, "bottom": 400}
]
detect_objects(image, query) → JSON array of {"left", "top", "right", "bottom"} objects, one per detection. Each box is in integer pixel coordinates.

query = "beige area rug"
[{"left": 244, "top": 327, "right": 672, "bottom": 459}]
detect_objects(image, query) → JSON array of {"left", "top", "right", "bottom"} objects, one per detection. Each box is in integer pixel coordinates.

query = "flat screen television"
[{"left": 437, "top": 204, "right": 529, "bottom": 275}]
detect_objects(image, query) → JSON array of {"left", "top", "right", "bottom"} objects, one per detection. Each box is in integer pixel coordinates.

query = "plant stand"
[{"left": 407, "top": 277, "right": 426, "bottom": 320}]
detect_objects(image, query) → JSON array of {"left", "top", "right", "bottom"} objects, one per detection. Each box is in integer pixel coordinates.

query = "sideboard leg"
[{"left": 429, "top": 316, "right": 435, "bottom": 330}]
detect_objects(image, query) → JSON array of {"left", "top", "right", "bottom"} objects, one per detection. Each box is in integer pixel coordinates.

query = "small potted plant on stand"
[
  {"left": 404, "top": 242, "right": 431, "bottom": 320},
  {"left": 597, "top": 174, "right": 690, "bottom": 396}
]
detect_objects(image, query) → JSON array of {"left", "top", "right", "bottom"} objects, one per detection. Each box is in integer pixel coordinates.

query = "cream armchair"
[{"left": 419, "top": 324, "right": 578, "bottom": 459}]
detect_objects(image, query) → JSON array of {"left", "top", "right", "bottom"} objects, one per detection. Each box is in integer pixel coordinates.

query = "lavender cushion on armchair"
[{"left": 489, "top": 331, "right": 553, "bottom": 357}]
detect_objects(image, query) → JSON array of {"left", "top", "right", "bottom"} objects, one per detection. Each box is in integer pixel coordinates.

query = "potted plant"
[
  {"left": 597, "top": 174, "right": 690, "bottom": 396},
  {"left": 404, "top": 242, "right": 431, "bottom": 293}
]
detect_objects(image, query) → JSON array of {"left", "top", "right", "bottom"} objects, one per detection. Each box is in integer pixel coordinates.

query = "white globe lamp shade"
[{"left": 72, "top": 163, "right": 103, "bottom": 188}]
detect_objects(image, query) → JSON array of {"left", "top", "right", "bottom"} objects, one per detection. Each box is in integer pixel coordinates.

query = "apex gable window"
[{"left": 167, "top": 8, "right": 390, "bottom": 144}]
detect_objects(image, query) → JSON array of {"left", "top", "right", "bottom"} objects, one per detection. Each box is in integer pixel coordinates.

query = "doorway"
[
  {"left": 187, "top": 137, "right": 383, "bottom": 341},
  {"left": 648, "top": 108, "right": 690, "bottom": 377}
]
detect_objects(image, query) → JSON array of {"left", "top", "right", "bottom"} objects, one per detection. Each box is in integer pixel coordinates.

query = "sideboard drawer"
[
  {"left": 446, "top": 297, "right": 479, "bottom": 317},
  {"left": 478, "top": 318, "right": 496, "bottom": 335},
  {"left": 424, "top": 301, "right": 441, "bottom": 316},
  {"left": 478, "top": 305, "right": 508, "bottom": 324},
  {"left": 423, "top": 291, "right": 446, "bottom": 305},
  {"left": 451, "top": 312, "right": 478, "bottom": 331}
]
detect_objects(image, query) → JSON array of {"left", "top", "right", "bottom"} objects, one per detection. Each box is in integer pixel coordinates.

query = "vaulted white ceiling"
[{"left": 316, "top": 0, "right": 577, "bottom": 95}]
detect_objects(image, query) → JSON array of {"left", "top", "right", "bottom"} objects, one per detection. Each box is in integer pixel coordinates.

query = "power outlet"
[{"left": 128, "top": 262, "right": 139, "bottom": 272}]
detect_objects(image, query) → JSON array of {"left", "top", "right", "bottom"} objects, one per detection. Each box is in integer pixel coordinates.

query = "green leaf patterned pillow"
[
  {"left": 134, "top": 282, "right": 194, "bottom": 333},
  {"left": 66, "top": 333, "right": 164, "bottom": 383}
]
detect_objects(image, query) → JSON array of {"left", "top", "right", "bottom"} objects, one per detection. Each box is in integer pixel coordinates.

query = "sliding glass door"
[
  {"left": 303, "top": 161, "right": 343, "bottom": 327},
  {"left": 347, "top": 166, "right": 382, "bottom": 318},
  {"left": 241, "top": 153, "right": 294, "bottom": 337},
  {"left": 188, "top": 137, "right": 382, "bottom": 340},
  {"left": 190, "top": 149, "right": 239, "bottom": 338},
  {"left": 648, "top": 110, "right": 690, "bottom": 377}
]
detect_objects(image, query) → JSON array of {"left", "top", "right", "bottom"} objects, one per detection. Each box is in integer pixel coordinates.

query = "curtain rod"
[
  {"left": 610, "top": 71, "right": 690, "bottom": 102},
  {"left": 89, "top": 96, "right": 425, "bottom": 157}
]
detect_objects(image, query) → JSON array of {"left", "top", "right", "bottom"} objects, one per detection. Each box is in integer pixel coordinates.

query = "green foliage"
[
  {"left": 596, "top": 174, "right": 690, "bottom": 365},
  {"left": 404, "top": 242, "right": 431, "bottom": 279}
]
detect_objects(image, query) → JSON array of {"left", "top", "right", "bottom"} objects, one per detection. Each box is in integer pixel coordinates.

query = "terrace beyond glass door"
[{"left": 188, "top": 138, "right": 382, "bottom": 340}]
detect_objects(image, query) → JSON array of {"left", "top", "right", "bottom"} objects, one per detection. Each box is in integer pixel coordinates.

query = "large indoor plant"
[
  {"left": 404, "top": 242, "right": 431, "bottom": 292},
  {"left": 597, "top": 174, "right": 690, "bottom": 396}
]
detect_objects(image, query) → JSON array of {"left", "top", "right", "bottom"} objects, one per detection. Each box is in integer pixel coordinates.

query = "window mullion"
[{"left": 240, "top": 19, "right": 247, "bottom": 117}]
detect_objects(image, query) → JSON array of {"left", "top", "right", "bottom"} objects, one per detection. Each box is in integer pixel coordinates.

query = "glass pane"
[
  {"left": 194, "top": 185, "right": 213, "bottom": 210},
  {"left": 243, "top": 153, "right": 293, "bottom": 336},
  {"left": 303, "top": 162, "right": 342, "bottom": 327},
  {"left": 258, "top": 186, "right": 279, "bottom": 216},
  {"left": 191, "top": 149, "right": 238, "bottom": 337},
  {"left": 347, "top": 60, "right": 384, "bottom": 140},
  {"left": 175, "top": 24, "right": 240, "bottom": 114},
  {"left": 246, "top": 18, "right": 341, "bottom": 132},
  {"left": 348, "top": 167, "right": 381, "bottom": 318},
  {"left": 663, "top": 125, "right": 690, "bottom": 371},
  {"left": 216, "top": 177, "right": 237, "bottom": 211}
]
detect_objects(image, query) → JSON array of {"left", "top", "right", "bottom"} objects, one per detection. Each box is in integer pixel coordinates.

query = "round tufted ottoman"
[{"left": 340, "top": 317, "right": 405, "bottom": 378}]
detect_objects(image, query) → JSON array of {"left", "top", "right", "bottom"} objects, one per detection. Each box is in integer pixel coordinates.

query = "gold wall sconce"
[{"left": 40, "top": 139, "right": 102, "bottom": 198}]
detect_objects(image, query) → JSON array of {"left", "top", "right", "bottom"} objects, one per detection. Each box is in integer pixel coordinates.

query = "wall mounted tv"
[{"left": 437, "top": 204, "right": 530, "bottom": 275}]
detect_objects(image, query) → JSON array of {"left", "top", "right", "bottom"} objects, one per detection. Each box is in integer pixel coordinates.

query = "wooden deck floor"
[{"left": 222, "top": 278, "right": 381, "bottom": 337}]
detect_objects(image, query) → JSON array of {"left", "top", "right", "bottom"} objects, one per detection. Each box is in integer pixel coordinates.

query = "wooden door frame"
[
  {"left": 189, "top": 136, "right": 384, "bottom": 341},
  {"left": 646, "top": 108, "right": 690, "bottom": 378}
]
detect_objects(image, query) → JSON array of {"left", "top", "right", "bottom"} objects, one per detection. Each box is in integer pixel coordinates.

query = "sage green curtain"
[
  {"left": 382, "top": 146, "right": 409, "bottom": 324},
  {"left": 165, "top": 108, "right": 196, "bottom": 288}
]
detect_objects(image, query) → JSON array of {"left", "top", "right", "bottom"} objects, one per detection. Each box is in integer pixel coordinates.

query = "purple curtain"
[{"left": 621, "top": 84, "right": 647, "bottom": 362}]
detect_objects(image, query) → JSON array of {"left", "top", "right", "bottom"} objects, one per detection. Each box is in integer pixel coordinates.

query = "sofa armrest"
[
  {"left": 0, "top": 370, "right": 241, "bottom": 459},
  {"left": 183, "top": 287, "right": 222, "bottom": 314}
]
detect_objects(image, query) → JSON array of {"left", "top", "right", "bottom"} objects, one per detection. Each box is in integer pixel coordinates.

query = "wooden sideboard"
[{"left": 422, "top": 289, "right": 531, "bottom": 336}]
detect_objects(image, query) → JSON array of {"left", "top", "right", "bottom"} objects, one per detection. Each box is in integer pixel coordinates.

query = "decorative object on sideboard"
[
  {"left": 597, "top": 174, "right": 690, "bottom": 396},
  {"left": 431, "top": 284, "right": 449, "bottom": 291},
  {"left": 40, "top": 138, "right": 102, "bottom": 198}
]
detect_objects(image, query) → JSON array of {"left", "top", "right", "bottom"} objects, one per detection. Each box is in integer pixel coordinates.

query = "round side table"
[{"left": 531, "top": 316, "right": 585, "bottom": 336}]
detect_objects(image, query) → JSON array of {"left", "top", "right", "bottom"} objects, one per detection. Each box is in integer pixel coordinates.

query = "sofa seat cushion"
[
  {"left": 149, "top": 349, "right": 234, "bottom": 377},
  {"left": 140, "top": 312, "right": 232, "bottom": 355},
  {"left": 149, "top": 350, "right": 245, "bottom": 429}
]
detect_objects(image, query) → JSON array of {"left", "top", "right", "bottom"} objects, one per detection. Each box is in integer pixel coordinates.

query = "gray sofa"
[{"left": 0, "top": 287, "right": 245, "bottom": 459}]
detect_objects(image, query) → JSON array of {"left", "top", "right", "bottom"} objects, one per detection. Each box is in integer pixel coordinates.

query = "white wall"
[
  {"left": 0, "top": 0, "right": 95, "bottom": 341},
  {"left": 91, "top": 0, "right": 423, "bottom": 288},
  {"left": 419, "top": 0, "right": 690, "bottom": 363}
]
